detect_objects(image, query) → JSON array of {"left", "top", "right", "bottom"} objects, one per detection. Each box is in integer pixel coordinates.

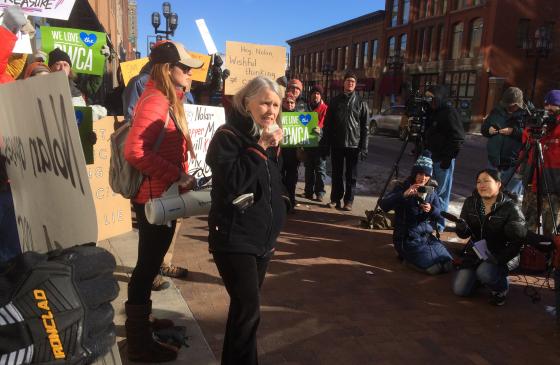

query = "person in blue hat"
[{"left": 380, "top": 150, "right": 453, "bottom": 274}]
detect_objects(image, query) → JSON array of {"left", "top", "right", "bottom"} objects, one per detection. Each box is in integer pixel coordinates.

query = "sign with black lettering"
[
  {"left": 185, "top": 104, "right": 225, "bottom": 178},
  {"left": 0, "top": 72, "right": 97, "bottom": 252},
  {"left": 0, "top": 0, "right": 77, "bottom": 20}
]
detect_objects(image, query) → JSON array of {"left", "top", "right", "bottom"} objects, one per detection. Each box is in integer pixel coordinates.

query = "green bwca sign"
[
  {"left": 41, "top": 26, "right": 107, "bottom": 76},
  {"left": 281, "top": 112, "right": 319, "bottom": 147}
]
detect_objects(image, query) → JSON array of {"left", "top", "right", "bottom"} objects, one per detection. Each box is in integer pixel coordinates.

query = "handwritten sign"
[
  {"left": 121, "top": 57, "right": 149, "bottom": 86},
  {"left": 185, "top": 104, "right": 225, "bottom": 178},
  {"left": 189, "top": 51, "right": 211, "bottom": 83},
  {"left": 225, "top": 41, "right": 286, "bottom": 95},
  {"left": 0, "top": 72, "right": 97, "bottom": 252},
  {"left": 0, "top": 0, "right": 77, "bottom": 20},
  {"left": 41, "top": 26, "right": 107, "bottom": 75},
  {"left": 87, "top": 116, "right": 132, "bottom": 240},
  {"left": 281, "top": 112, "right": 319, "bottom": 147}
]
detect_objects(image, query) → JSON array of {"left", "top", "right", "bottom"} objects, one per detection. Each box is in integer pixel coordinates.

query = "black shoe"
[
  {"left": 490, "top": 291, "right": 507, "bottom": 306},
  {"left": 304, "top": 193, "right": 314, "bottom": 200}
]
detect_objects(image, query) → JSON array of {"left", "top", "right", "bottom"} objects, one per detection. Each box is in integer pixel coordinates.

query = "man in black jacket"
[
  {"left": 424, "top": 85, "right": 465, "bottom": 230},
  {"left": 322, "top": 72, "right": 369, "bottom": 211}
]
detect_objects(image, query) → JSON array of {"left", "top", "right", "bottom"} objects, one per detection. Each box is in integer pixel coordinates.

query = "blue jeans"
[
  {"left": 452, "top": 261, "right": 509, "bottom": 296},
  {"left": 432, "top": 159, "right": 455, "bottom": 230},
  {"left": 304, "top": 148, "right": 326, "bottom": 198},
  {"left": 0, "top": 189, "right": 21, "bottom": 262}
]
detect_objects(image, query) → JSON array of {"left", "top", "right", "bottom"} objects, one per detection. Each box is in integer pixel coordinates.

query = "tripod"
[{"left": 361, "top": 127, "right": 422, "bottom": 228}]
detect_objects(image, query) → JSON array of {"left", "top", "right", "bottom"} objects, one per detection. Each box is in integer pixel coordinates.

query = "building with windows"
[
  {"left": 380, "top": 0, "right": 560, "bottom": 130},
  {"left": 287, "top": 11, "right": 385, "bottom": 109}
]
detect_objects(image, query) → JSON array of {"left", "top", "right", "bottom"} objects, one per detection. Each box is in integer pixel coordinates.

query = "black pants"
[
  {"left": 281, "top": 148, "right": 300, "bottom": 207},
  {"left": 330, "top": 147, "right": 359, "bottom": 204},
  {"left": 213, "top": 253, "right": 270, "bottom": 365},
  {"left": 128, "top": 203, "right": 176, "bottom": 304}
]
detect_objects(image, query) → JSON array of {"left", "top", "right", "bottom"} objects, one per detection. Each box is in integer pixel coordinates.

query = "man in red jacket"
[
  {"left": 521, "top": 90, "right": 560, "bottom": 237},
  {"left": 304, "top": 85, "right": 328, "bottom": 201},
  {"left": 0, "top": 6, "right": 29, "bottom": 262}
]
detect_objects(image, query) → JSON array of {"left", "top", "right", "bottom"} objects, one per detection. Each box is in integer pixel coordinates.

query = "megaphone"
[{"left": 145, "top": 182, "right": 211, "bottom": 225}]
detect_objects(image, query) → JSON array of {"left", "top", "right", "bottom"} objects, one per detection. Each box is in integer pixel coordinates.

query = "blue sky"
[{"left": 136, "top": 0, "right": 386, "bottom": 57}]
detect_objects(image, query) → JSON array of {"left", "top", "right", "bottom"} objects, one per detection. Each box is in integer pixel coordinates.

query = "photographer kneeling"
[
  {"left": 380, "top": 151, "right": 453, "bottom": 275},
  {"left": 452, "top": 169, "right": 527, "bottom": 306}
]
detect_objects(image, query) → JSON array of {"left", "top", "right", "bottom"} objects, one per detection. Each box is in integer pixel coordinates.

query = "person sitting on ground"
[
  {"left": 452, "top": 169, "right": 527, "bottom": 306},
  {"left": 380, "top": 150, "right": 453, "bottom": 274}
]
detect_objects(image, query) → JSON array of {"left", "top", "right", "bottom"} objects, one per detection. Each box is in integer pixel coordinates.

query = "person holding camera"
[
  {"left": 322, "top": 72, "right": 369, "bottom": 211},
  {"left": 206, "top": 76, "right": 288, "bottom": 365},
  {"left": 452, "top": 169, "right": 526, "bottom": 306},
  {"left": 521, "top": 90, "right": 560, "bottom": 237},
  {"left": 124, "top": 41, "right": 203, "bottom": 362},
  {"left": 481, "top": 87, "right": 526, "bottom": 197},
  {"left": 424, "top": 85, "right": 465, "bottom": 230},
  {"left": 380, "top": 151, "right": 453, "bottom": 274}
]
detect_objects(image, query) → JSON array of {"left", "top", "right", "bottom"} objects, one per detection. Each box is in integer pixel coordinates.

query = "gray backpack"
[{"left": 109, "top": 98, "right": 169, "bottom": 199}]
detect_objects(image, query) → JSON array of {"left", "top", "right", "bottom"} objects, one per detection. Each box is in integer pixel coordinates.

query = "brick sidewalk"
[{"left": 171, "top": 204, "right": 560, "bottom": 365}]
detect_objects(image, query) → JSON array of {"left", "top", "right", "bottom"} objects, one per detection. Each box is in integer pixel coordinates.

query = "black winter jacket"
[
  {"left": 206, "top": 111, "right": 288, "bottom": 256},
  {"left": 456, "top": 192, "right": 526, "bottom": 266},
  {"left": 480, "top": 105, "right": 525, "bottom": 168},
  {"left": 322, "top": 92, "right": 369, "bottom": 150},
  {"left": 424, "top": 85, "right": 465, "bottom": 163}
]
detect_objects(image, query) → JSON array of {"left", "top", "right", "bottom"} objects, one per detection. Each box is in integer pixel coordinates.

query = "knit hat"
[
  {"left": 500, "top": 87, "right": 524, "bottom": 108},
  {"left": 48, "top": 48, "right": 72, "bottom": 67},
  {"left": 310, "top": 84, "right": 324, "bottom": 95},
  {"left": 287, "top": 78, "right": 303, "bottom": 91},
  {"left": 344, "top": 71, "right": 357, "bottom": 81},
  {"left": 411, "top": 150, "right": 433, "bottom": 177},
  {"left": 544, "top": 90, "right": 560, "bottom": 106}
]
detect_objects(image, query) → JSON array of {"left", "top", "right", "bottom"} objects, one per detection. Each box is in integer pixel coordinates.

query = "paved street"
[{"left": 170, "top": 133, "right": 560, "bottom": 365}]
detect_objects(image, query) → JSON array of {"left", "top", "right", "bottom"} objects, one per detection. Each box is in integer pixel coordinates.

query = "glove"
[
  {"left": 440, "top": 158, "right": 451, "bottom": 169},
  {"left": 100, "top": 44, "right": 111, "bottom": 58},
  {"left": 359, "top": 150, "right": 368, "bottom": 161},
  {"left": 2, "top": 6, "right": 27, "bottom": 34},
  {"left": 0, "top": 244, "right": 119, "bottom": 365},
  {"left": 455, "top": 218, "right": 469, "bottom": 234},
  {"left": 21, "top": 19, "right": 35, "bottom": 38}
]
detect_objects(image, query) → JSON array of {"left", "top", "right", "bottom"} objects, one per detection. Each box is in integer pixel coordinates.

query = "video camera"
[
  {"left": 525, "top": 108, "right": 556, "bottom": 139},
  {"left": 406, "top": 95, "right": 432, "bottom": 138}
]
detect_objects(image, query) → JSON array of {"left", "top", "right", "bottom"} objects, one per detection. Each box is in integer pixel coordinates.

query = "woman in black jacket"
[
  {"left": 206, "top": 76, "right": 287, "bottom": 365},
  {"left": 452, "top": 169, "right": 526, "bottom": 306}
]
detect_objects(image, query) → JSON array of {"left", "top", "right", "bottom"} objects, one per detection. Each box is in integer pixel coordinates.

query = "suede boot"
[
  {"left": 125, "top": 301, "right": 178, "bottom": 362},
  {"left": 147, "top": 300, "right": 175, "bottom": 330}
]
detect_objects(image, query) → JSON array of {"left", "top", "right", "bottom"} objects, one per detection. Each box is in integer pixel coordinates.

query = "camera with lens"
[
  {"left": 415, "top": 185, "right": 434, "bottom": 205},
  {"left": 406, "top": 95, "right": 432, "bottom": 138},
  {"left": 525, "top": 108, "right": 556, "bottom": 139}
]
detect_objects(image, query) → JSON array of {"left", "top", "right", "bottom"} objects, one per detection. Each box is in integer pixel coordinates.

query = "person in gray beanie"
[
  {"left": 379, "top": 150, "right": 453, "bottom": 274},
  {"left": 481, "top": 86, "right": 528, "bottom": 197}
]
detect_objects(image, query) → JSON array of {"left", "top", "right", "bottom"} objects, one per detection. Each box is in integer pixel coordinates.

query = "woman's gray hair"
[{"left": 232, "top": 76, "right": 284, "bottom": 136}]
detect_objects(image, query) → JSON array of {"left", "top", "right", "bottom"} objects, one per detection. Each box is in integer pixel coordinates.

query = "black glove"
[
  {"left": 0, "top": 244, "right": 119, "bottom": 365},
  {"left": 359, "top": 150, "right": 368, "bottom": 161},
  {"left": 455, "top": 218, "right": 470, "bottom": 235},
  {"left": 440, "top": 158, "right": 451, "bottom": 169}
]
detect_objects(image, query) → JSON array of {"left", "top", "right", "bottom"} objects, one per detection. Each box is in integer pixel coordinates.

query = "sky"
[{"left": 136, "top": 0, "right": 386, "bottom": 57}]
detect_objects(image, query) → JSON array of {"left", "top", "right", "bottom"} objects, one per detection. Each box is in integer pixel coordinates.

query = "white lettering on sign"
[{"left": 53, "top": 44, "right": 93, "bottom": 71}]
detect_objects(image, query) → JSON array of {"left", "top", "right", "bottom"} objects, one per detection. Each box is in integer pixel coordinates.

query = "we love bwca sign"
[
  {"left": 281, "top": 112, "right": 319, "bottom": 147},
  {"left": 41, "top": 26, "right": 107, "bottom": 76}
]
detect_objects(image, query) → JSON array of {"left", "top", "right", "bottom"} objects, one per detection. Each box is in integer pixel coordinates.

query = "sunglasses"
[{"left": 174, "top": 63, "right": 192, "bottom": 73}]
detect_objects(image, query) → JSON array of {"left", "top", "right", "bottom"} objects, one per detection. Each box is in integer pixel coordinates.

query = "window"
[
  {"left": 391, "top": 0, "right": 399, "bottom": 27},
  {"left": 319, "top": 51, "right": 323, "bottom": 71},
  {"left": 344, "top": 45, "right": 349, "bottom": 69},
  {"left": 371, "top": 39, "right": 379, "bottom": 63},
  {"left": 354, "top": 43, "right": 360, "bottom": 69},
  {"left": 451, "top": 22, "right": 464, "bottom": 59},
  {"left": 444, "top": 71, "right": 477, "bottom": 108},
  {"left": 517, "top": 18, "right": 530, "bottom": 48},
  {"left": 469, "top": 18, "right": 483, "bottom": 57},
  {"left": 416, "top": 30, "right": 424, "bottom": 61},
  {"left": 335, "top": 47, "right": 341, "bottom": 70},
  {"left": 310, "top": 53, "right": 315, "bottom": 72},
  {"left": 362, "top": 42, "right": 369, "bottom": 68},
  {"left": 315, "top": 52, "right": 320, "bottom": 71},
  {"left": 400, "top": 33, "right": 407, "bottom": 56},
  {"left": 403, "top": 0, "right": 410, "bottom": 24},
  {"left": 422, "top": 27, "right": 432, "bottom": 61},
  {"left": 388, "top": 36, "right": 396, "bottom": 57},
  {"left": 441, "top": 0, "right": 448, "bottom": 14},
  {"left": 434, "top": 25, "right": 444, "bottom": 60}
]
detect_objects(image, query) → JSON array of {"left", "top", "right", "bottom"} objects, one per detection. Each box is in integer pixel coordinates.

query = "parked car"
[{"left": 368, "top": 105, "right": 409, "bottom": 140}]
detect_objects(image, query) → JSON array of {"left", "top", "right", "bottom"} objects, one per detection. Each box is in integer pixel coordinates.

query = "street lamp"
[
  {"left": 521, "top": 25, "right": 553, "bottom": 101},
  {"left": 321, "top": 63, "right": 335, "bottom": 102},
  {"left": 386, "top": 52, "right": 405, "bottom": 105},
  {"left": 151, "top": 2, "right": 179, "bottom": 40}
]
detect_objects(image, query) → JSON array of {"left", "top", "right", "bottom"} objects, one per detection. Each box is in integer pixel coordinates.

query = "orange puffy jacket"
[{"left": 124, "top": 79, "right": 189, "bottom": 204}]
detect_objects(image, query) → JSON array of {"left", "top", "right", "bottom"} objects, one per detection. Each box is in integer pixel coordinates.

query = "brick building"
[
  {"left": 381, "top": 0, "right": 560, "bottom": 130},
  {"left": 287, "top": 11, "right": 385, "bottom": 109}
]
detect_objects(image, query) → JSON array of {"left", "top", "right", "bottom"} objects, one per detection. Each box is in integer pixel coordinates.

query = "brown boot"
[
  {"left": 125, "top": 301, "right": 178, "bottom": 362},
  {"left": 147, "top": 300, "right": 175, "bottom": 331}
]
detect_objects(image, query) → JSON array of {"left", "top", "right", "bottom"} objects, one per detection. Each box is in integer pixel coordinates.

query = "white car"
[{"left": 368, "top": 105, "right": 409, "bottom": 140}]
